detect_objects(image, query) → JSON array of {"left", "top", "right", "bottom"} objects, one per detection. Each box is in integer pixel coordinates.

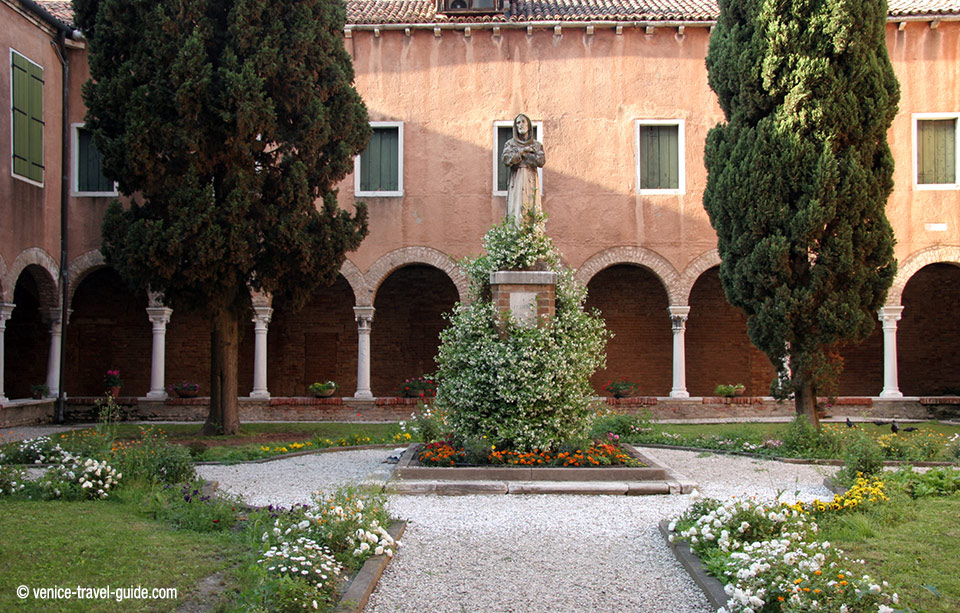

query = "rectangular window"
[
  {"left": 635, "top": 120, "right": 685, "bottom": 194},
  {"left": 493, "top": 120, "right": 542, "bottom": 196},
  {"left": 11, "top": 50, "right": 44, "bottom": 185},
  {"left": 915, "top": 114, "right": 959, "bottom": 188},
  {"left": 72, "top": 124, "right": 117, "bottom": 196},
  {"left": 355, "top": 122, "right": 403, "bottom": 196}
]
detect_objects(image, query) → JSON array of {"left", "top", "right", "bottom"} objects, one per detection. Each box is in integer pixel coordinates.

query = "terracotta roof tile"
[{"left": 32, "top": 0, "right": 960, "bottom": 29}]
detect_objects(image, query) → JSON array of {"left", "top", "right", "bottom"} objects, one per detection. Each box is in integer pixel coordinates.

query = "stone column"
[
  {"left": 879, "top": 306, "right": 904, "bottom": 398},
  {"left": 45, "top": 308, "right": 63, "bottom": 397},
  {"left": 145, "top": 306, "right": 173, "bottom": 399},
  {"left": 668, "top": 306, "right": 691, "bottom": 398},
  {"left": 353, "top": 306, "right": 375, "bottom": 399},
  {"left": 250, "top": 306, "right": 273, "bottom": 399},
  {"left": 0, "top": 303, "right": 14, "bottom": 402}
]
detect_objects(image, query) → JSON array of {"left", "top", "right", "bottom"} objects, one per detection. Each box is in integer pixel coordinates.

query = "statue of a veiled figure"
[{"left": 502, "top": 113, "right": 545, "bottom": 225}]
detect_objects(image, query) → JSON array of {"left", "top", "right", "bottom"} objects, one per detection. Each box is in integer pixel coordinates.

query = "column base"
[
  {"left": 146, "top": 390, "right": 168, "bottom": 400},
  {"left": 879, "top": 389, "right": 903, "bottom": 399},
  {"left": 669, "top": 390, "right": 690, "bottom": 399},
  {"left": 249, "top": 391, "right": 271, "bottom": 399},
  {"left": 0, "top": 396, "right": 8, "bottom": 403},
  {"left": 352, "top": 391, "right": 374, "bottom": 400}
]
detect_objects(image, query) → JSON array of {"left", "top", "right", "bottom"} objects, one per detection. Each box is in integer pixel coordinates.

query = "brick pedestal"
[{"left": 489, "top": 270, "right": 558, "bottom": 327}]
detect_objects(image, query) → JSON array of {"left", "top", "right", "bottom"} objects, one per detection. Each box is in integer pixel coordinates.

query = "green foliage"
[
  {"left": 112, "top": 427, "right": 196, "bottom": 485},
  {"left": 781, "top": 415, "right": 841, "bottom": 457},
  {"left": 153, "top": 481, "right": 243, "bottom": 532},
  {"left": 588, "top": 410, "right": 654, "bottom": 440},
  {"left": 714, "top": 383, "right": 744, "bottom": 398},
  {"left": 435, "top": 218, "right": 609, "bottom": 452},
  {"left": 703, "top": 0, "right": 900, "bottom": 406},
  {"left": 836, "top": 431, "right": 885, "bottom": 485},
  {"left": 888, "top": 466, "right": 960, "bottom": 499}
]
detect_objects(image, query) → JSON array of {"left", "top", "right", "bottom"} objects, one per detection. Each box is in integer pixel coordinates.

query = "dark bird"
[
  {"left": 903, "top": 426, "right": 918, "bottom": 433},
  {"left": 872, "top": 420, "right": 889, "bottom": 427},
  {"left": 846, "top": 418, "right": 855, "bottom": 428},
  {"left": 891, "top": 420, "right": 899, "bottom": 434}
]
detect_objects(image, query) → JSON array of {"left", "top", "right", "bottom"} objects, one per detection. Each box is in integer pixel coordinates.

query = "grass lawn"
[
  {"left": 0, "top": 495, "right": 244, "bottom": 612},
  {"left": 822, "top": 496, "right": 960, "bottom": 612},
  {"left": 651, "top": 421, "right": 960, "bottom": 440},
  {"left": 113, "top": 421, "right": 402, "bottom": 442}
]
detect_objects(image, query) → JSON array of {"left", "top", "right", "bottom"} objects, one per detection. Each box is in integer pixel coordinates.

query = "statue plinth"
[{"left": 490, "top": 270, "right": 558, "bottom": 328}]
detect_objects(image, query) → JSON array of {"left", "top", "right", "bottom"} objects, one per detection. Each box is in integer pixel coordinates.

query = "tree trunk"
[
  {"left": 794, "top": 377, "right": 820, "bottom": 429},
  {"left": 201, "top": 308, "right": 241, "bottom": 435}
]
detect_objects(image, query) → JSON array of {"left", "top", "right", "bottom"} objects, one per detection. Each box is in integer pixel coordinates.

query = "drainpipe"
[{"left": 51, "top": 31, "right": 69, "bottom": 423}]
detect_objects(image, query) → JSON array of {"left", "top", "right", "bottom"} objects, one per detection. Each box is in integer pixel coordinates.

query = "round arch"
[
  {"left": 363, "top": 247, "right": 468, "bottom": 306},
  {"left": 677, "top": 249, "right": 722, "bottom": 306},
  {"left": 339, "top": 258, "right": 370, "bottom": 307},
  {"left": 888, "top": 245, "right": 960, "bottom": 306},
  {"left": 9, "top": 248, "right": 60, "bottom": 308},
  {"left": 575, "top": 246, "right": 682, "bottom": 305},
  {"left": 0, "top": 252, "right": 8, "bottom": 303},
  {"left": 67, "top": 249, "right": 108, "bottom": 309}
]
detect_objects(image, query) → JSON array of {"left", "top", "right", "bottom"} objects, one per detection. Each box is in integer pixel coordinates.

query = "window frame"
[
  {"left": 913, "top": 112, "right": 960, "bottom": 190},
  {"left": 634, "top": 119, "right": 685, "bottom": 195},
  {"left": 10, "top": 48, "right": 44, "bottom": 187},
  {"left": 492, "top": 119, "right": 543, "bottom": 197},
  {"left": 354, "top": 121, "right": 404, "bottom": 197},
  {"left": 71, "top": 123, "right": 118, "bottom": 197}
]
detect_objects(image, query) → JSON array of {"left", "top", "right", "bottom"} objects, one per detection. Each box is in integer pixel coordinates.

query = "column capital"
[
  {"left": 251, "top": 305, "right": 273, "bottom": 325},
  {"left": 251, "top": 290, "right": 273, "bottom": 308},
  {"left": 146, "top": 306, "right": 173, "bottom": 325},
  {"left": 877, "top": 305, "right": 904, "bottom": 326},
  {"left": 668, "top": 305, "right": 690, "bottom": 331},
  {"left": 354, "top": 306, "right": 375, "bottom": 328},
  {"left": 45, "top": 308, "right": 71, "bottom": 328},
  {"left": 0, "top": 303, "right": 14, "bottom": 320}
]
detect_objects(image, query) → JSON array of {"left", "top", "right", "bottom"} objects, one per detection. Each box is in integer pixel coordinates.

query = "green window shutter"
[
  {"left": 359, "top": 126, "right": 399, "bottom": 192},
  {"left": 918, "top": 119, "right": 956, "bottom": 184},
  {"left": 11, "top": 53, "right": 31, "bottom": 179},
  {"left": 77, "top": 128, "right": 113, "bottom": 193},
  {"left": 640, "top": 125, "right": 679, "bottom": 190},
  {"left": 497, "top": 125, "right": 511, "bottom": 192},
  {"left": 26, "top": 60, "right": 44, "bottom": 183}
]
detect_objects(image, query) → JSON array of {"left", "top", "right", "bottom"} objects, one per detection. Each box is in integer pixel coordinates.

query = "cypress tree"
[
  {"left": 75, "top": 0, "right": 370, "bottom": 434},
  {"left": 703, "top": 0, "right": 899, "bottom": 425}
]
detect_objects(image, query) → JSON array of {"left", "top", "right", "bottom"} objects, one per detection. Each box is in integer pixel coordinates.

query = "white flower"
[{"left": 877, "top": 606, "right": 894, "bottom": 613}]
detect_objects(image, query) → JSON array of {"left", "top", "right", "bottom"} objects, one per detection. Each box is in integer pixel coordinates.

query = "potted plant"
[
  {"left": 399, "top": 376, "right": 437, "bottom": 398},
  {"left": 169, "top": 381, "right": 201, "bottom": 398},
  {"left": 103, "top": 370, "right": 123, "bottom": 397},
  {"left": 30, "top": 383, "right": 48, "bottom": 399},
  {"left": 308, "top": 381, "right": 338, "bottom": 397},
  {"left": 603, "top": 378, "right": 639, "bottom": 398},
  {"left": 715, "top": 383, "right": 746, "bottom": 398}
]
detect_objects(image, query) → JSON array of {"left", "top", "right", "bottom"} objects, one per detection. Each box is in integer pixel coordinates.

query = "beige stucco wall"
[{"left": 339, "top": 20, "right": 960, "bottom": 301}]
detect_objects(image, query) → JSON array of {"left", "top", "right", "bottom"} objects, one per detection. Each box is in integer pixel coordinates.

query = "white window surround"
[
  {"left": 354, "top": 121, "right": 403, "bottom": 197},
  {"left": 70, "top": 123, "right": 118, "bottom": 197},
  {"left": 634, "top": 119, "right": 685, "bottom": 195},
  {"left": 912, "top": 112, "right": 960, "bottom": 191},
  {"left": 493, "top": 119, "right": 543, "bottom": 196},
  {"left": 10, "top": 48, "right": 43, "bottom": 188}
]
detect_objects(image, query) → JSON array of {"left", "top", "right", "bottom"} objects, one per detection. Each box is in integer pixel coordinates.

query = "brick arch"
[
  {"left": 67, "top": 249, "right": 107, "bottom": 309},
  {"left": 888, "top": 245, "right": 960, "bottom": 306},
  {"left": 339, "top": 258, "right": 370, "bottom": 306},
  {"left": 575, "top": 246, "right": 682, "bottom": 305},
  {"left": 363, "top": 247, "right": 467, "bottom": 306},
  {"left": 0, "top": 252, "right": 8, "bottom": 303},
  {"left": 677, "top": 249, "right": 722, "bottom": 307},
  {"left": 9, "top": 248, "right": 60, "bottom": 308}
]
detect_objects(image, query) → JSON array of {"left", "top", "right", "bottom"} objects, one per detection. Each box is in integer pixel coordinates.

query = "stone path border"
[
  {"left": 388, "top": 444, "right": 697, "bottom": 495},
  {"left": 659, "top": 520, "right": 728, "bottom": 611},
  {"left": 638, "top": 442, "right": 958, "bottom": 467}
]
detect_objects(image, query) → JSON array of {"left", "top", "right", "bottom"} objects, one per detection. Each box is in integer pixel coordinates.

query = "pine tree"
[
  {"left": 75, "top": 0, "right": 370, "bottom": 434},
  {"left": 703, "top": 0, "right": 899, "bottom": 425}
]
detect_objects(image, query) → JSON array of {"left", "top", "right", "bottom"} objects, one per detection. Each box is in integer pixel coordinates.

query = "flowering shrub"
[
  {"left": 398, "top": 376, "right": 436, "bottom": 398},
  {"left": 0, "top": 435, "right": 67, "bottom": 465},
  {"left": 153, "top": 482, "right": 242, "bottom": 531},
  {"left": 258, "top": 537, "right": 342, "bottom": 610},
  {"left": 417, "top": 440, "right": 643, "bottom": 467},
  {"left": 40, "top": 455, "right": 121, "bottom": 500},
  {"left": 110, "top": 427, "right": 195, "bottom": 484},
  {"left": 103, "top": 369, "right": 123, "bottom": 388},
  {"left": 603, "top": 378, "right": 640, "bottom": 398},
  {"left": 0, "top": 464, "right": 27, "bottom": 496},
  {"left": 669, "top": 495, "right": 900, "bottom": 613},
  {"left": 435, "top": 217, "right": 609, "bottom": 451},
  {"left": 399, "top": 404, "right": 448, "bottom": 443}
]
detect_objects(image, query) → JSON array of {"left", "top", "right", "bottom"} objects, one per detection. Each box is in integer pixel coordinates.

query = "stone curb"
[
  {"left": 659, "top": 520, "right": 728, "bottom": 611},
  {"left": 335, "top": 521, "right": 406, "bottom": 613}
]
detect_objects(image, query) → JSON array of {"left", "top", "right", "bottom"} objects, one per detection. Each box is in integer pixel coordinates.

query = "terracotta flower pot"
[
  {"left": 108, "top": 386, "right": 121, "bottom": 398},
  {"left": 175, "top": 389, "right": 199, "bottom": 398},
  {"left": 314, "top": 388, "right": 336, "bottom": 398}
]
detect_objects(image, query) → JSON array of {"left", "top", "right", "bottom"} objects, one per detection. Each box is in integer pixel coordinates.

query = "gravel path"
[{"left": 198, "top": 445, "right": 840, "bottom": 612}]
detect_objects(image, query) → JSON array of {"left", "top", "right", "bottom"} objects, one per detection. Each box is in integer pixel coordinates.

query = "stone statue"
[{"left": 502, "top": 113, "right": 545, "bottom": 225}]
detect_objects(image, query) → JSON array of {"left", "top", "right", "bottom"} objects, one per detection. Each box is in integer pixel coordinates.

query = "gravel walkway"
[{"left": 198, "top": 446, "right": 840, "bottom": 613}]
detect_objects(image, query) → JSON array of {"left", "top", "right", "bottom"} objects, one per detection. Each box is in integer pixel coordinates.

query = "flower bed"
[{"left": 416, "top": 440, "right": 644, "bottom": 467}]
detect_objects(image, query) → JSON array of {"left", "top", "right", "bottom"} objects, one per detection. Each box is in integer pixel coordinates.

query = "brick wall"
[
  {"left": 5, "top": 273, "right": 48, "bottom": 399},
  {"left": 166, "top": 308, "right": 212, "bottom": 395},
  {"left": 835, "top": 322, "right": 883, "bottom": 396},
  {"left": 371, "top": 265, "right": 459, "bottom": 396},
  {"left": 267, "top": 275, "right": 357, "bottom": 396},
  {"left": 899, "top": 263, "right": 960, "bottom": 396},
  {"left": 64, "top": 268, "right": 152, "bottom": 396},
  {"left": 686, "top": 268, "right": 775, "bottom": 396},
  {"left": 585, "top": 265, "right": 672, "bottom": 396}
]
